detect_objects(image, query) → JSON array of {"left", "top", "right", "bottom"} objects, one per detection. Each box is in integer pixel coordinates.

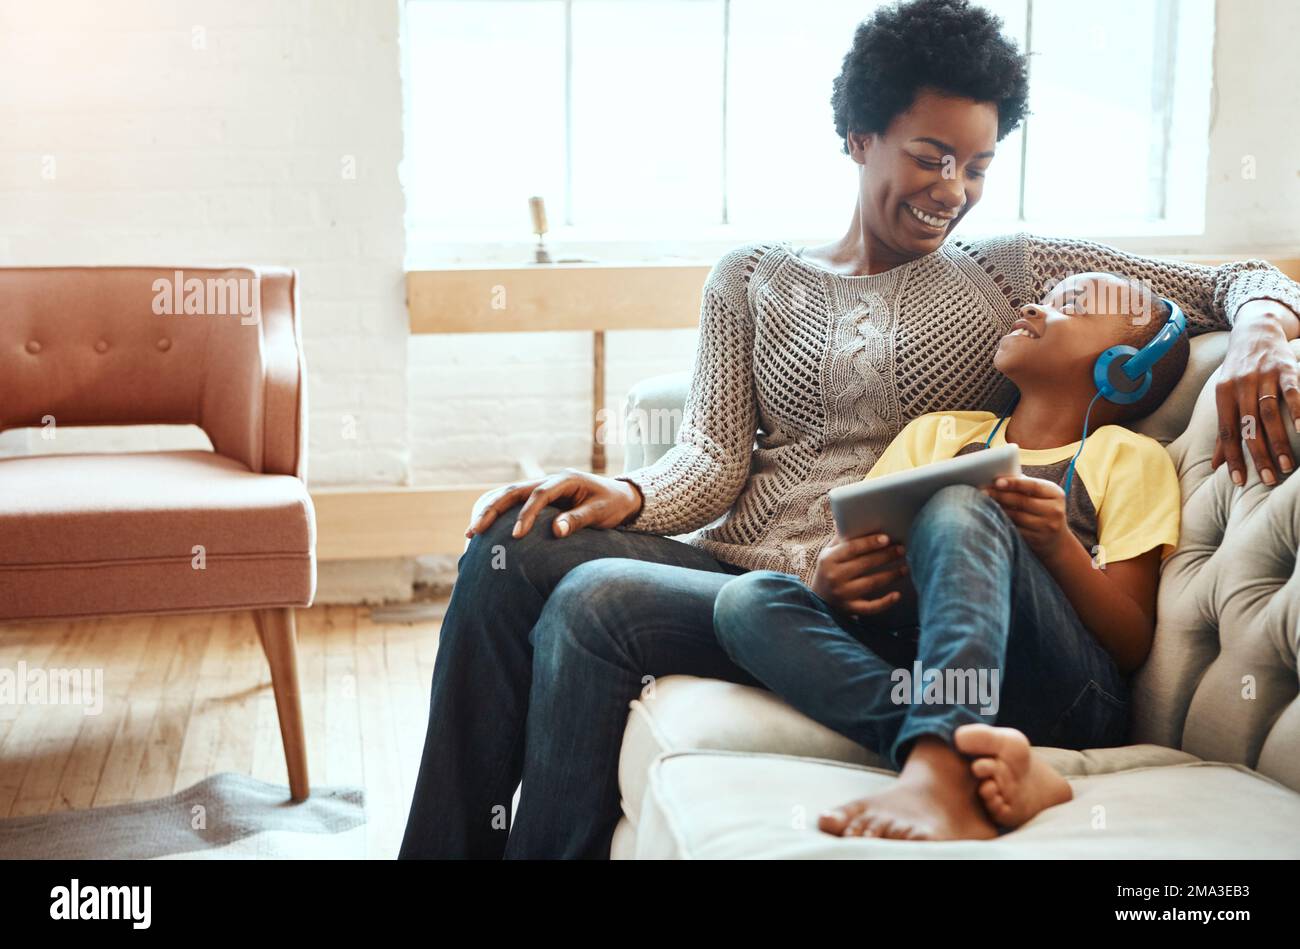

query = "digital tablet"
[{"left": 828, "top": 443, "right": 1022, "bottom": 542}]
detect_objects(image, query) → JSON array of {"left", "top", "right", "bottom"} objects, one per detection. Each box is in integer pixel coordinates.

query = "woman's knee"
[
  {"left": 529, "top": 558, "right": 649, "bottom": 661},
  {"left": 465, "top": 502, "right": 563, "bottom": 561}
]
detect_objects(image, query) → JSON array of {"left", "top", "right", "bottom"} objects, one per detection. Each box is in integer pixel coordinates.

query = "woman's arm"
[
  {"left": 471, "top": 245, "right": 767, "bottom": 542},
  {"left": 1020, "top": 233, "right": 1300, "bottom": 336},
  {"left": 613, "top": 244, "right": 764, "bottom": 536}
]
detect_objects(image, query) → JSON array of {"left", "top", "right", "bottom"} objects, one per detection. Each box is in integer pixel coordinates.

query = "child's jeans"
[{"left": 713, "top": 483, "right": 1131, "bottom": 769}]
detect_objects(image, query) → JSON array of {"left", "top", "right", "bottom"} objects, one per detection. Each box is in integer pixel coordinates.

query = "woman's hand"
[
  {"left": 981, "top": 475, "right": 1071, "bottom": 564},
  {"left": 810, "top": 532, "right": 909, "bottom": 617},
  {"left": 1213, "top": 300, "right": 1300, "bottom": 487},
  {"left": 465, "top": 469, "right": 643, "bottom": 540}
]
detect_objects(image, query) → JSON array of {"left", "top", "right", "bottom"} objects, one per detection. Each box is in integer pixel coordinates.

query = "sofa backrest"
[
  {"left": 0, "top": 266, "right": 305, "bottom": 477},
  {"left": 1132, "top": 336, "right": 1300, "bottom": 792}
]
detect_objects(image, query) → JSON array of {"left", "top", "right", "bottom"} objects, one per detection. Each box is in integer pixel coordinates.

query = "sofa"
[{"left": 610, "top": 330, "right": 1300, "bottom": 858}]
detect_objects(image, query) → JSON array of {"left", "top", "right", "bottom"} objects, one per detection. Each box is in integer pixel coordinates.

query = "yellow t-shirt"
[{"left": 863, "top": 411, "right": 1181, "bottom": 564}]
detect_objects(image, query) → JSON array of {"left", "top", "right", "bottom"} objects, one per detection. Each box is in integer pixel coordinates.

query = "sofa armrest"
[{"left": 621, "top": 371, "right": 689, "bottom": 472}]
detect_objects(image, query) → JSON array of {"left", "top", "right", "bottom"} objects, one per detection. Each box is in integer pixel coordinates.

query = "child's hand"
[
  {"left": 981, "top": 475, "right": 1071, "bottom": 562},
  {"left": 811, "top": 532, "right": 909, "bottom": 618}
]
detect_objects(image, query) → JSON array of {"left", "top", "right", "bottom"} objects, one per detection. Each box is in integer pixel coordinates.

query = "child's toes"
[
  {"left": 989, "top": 756, "right": 1018, "bottom": 793},
  {"left": 845, "top": 813, "right": 873, "bottom": 837},
  {"left": 978, "top": 778, "right": 1002, "bottom": 807},
  {"left": 971, "top": 756, "right": 998, "bottom": 780},
  {"left": 866, "top": 815, "right": 896, "bottom": 838},
  {"left": 979, "top": 780, "right": 1012, "bottom": 820},
  {"left": 882, "top": 819, "right": 914, "bottom": 841}
]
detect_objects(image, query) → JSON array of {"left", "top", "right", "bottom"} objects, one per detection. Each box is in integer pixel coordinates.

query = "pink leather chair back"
[{"left": 0, "top": 266, "right": 306, "bottom": 478}]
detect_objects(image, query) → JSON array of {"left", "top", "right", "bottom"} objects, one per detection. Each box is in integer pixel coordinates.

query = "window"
[{"left": 401, "top": 0, "right": 1215, "bottom": 259}]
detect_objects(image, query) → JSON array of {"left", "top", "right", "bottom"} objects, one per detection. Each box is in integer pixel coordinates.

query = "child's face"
[{"left": 993, "top": 272, "right": 1160, "bottom": 386}]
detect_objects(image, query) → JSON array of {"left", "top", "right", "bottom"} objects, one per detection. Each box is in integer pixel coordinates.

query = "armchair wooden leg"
[{"left": 253, "top": 607, "right": 310, "bottom": 802}]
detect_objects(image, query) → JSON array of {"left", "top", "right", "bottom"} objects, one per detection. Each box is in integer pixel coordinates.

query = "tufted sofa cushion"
[
  {"left": 1132, "top": 339, "right": 1300, "bottom": 792},
  {"left": 635, "top": 751, "right": 1300, "bottom": 859}
]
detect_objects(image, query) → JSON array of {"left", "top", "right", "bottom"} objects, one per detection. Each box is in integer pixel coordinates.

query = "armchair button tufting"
[
  {"left": 25, "top": 340, "right": 41, "bottom": 354},
  {"left": 156, "top": 337, "right": 171, "bottom": 352},
  {"left": 94, "top": 339, "right": 109, "bottom": 353}
]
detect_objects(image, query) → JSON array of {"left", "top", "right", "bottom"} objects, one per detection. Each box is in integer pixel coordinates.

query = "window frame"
[{"left": 400, "top": 0, "right": 1216, "bottom": 264}]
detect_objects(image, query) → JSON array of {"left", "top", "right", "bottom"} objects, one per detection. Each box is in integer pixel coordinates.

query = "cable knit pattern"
[{"left": 616, "top": 232, "right": 1300, "bottom": 587}]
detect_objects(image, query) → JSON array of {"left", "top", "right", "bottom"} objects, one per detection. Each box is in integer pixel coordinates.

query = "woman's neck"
[{"left": 809, "top": 204, "right": 920, "bottom": 277}]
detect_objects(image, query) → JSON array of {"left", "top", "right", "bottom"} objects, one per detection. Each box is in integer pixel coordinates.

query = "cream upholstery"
[
  {"left": 614, "top": 331, "right": 1300, "bottom": 858},
  {"left": 635, "top": 752, "right": 1300, "bottom": 859},
  {"left": 1133, "top": 354, "right": 1300, "bottom": 790}
]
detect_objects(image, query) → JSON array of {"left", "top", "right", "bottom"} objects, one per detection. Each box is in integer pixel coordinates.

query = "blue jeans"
[
  {"left": 713, "top": 484, "right": 1130, "bottom": 770},
  {"left": 398, "top": 503, "right": 755, "bottom": 859}
]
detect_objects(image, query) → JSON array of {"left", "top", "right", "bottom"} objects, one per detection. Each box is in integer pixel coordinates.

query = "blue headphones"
[
  {"left": 985, "top": 297, "right": 1187, "bottom": 495},
  {"left": 1093, "top": 298, "right": 1188, "bottom": 405}
]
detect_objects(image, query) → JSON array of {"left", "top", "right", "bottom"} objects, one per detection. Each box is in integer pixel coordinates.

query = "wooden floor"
[{"left": 0, "top": 603, "right": 443, "bottom": 859}]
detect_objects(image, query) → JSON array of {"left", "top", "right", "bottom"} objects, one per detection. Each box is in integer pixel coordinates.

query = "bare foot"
[
  {"left": 954, "top": 723, "right": 1072, "bottom": 828},
  {"left": 817, "top": 737, "right": 998, "bottom": 841}
]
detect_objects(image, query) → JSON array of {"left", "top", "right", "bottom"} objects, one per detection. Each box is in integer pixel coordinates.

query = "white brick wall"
[
  {"left": 0, "top": 0, "right": 408, "bottom": 493},
  {"left": 0, "top": 0, "right": 700, "bottom": 600}
]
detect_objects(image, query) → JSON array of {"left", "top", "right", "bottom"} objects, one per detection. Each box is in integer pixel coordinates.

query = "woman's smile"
[{"left": 902, "top": 201, "right": 957, "bottom": 234}]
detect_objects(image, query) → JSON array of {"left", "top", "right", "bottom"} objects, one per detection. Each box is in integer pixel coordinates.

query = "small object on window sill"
[{"left": 528, "top": 195, "right": 553, "bottom": 264}]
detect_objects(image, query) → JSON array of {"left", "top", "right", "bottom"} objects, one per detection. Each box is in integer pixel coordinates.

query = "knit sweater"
[{"left": 614, "top": 232, "right": 1300, "bottom": 587}]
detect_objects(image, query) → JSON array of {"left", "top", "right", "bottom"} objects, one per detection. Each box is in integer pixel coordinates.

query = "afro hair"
[{"left": 832, "top": 0, "right": 1031, "bottom": 153}]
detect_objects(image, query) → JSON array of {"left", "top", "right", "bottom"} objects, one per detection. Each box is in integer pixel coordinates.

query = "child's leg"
[
  {"left": 712, "top": 570, "right": 919, "bottom": 757},
  {"left": 821, "top": 483, "right": 1123, "bottom": 839},
  {"left": 890, "top": 482, "right": 1128, "bottom": 763}
]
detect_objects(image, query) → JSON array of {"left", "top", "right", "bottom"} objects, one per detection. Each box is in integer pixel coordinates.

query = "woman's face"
[{"left": 849, "top": 88, "right": 999, "bottom": 257}]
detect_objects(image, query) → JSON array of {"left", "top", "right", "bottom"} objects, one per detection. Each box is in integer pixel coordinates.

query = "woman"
[{"left": 400, "top": 0, "right": 1300, "bottom": 859}]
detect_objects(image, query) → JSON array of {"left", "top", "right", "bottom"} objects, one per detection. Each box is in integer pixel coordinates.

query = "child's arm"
[{"left": 982, "top": 476, "right": 1157, "bottom": 673}]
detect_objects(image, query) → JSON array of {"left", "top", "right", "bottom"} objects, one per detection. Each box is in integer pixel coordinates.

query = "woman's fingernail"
[
  {"left": 876, "top": 534, "right": 889, "bottom": 545},
  {"left": 512, "top": 521, "right": 522, "bottom": 537},
  {"left": 556, "top": 518, "right": 569, "bottom": 535},
  {"left": 1294, "top": 418, "right": 1300, "bottom": 434},
  {"left": 1263, "top": 469, "right": 1277, "bottom": 485},
  {"left": 1231, "top": 469, "right": 1244, "bottom": 487},
  {"left": 1281, "top": 456, "right": 1294, "bottom": 474}
]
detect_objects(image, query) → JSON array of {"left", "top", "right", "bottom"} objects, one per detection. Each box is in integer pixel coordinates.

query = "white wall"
[
  {"left": 3, "top": 0, "right": 1297, "bottom": 601},
  {"left": 0, "top": 0, "right": 412, "bottom": 599},
  {"left": 1192, "top": 0, "right": 1300, "bottom": 255},
  {"left": 0, "top": 0, "right": 407, "bottom": 486}
]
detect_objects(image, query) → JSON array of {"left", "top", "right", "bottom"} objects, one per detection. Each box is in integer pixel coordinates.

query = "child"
[{"left": 712, "top": 271, "right": 1188, "bottom": 841}]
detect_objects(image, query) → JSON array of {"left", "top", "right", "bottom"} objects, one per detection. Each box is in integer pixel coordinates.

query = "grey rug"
[{"left": 0, "top": 773, "right": 366, "bottom": 860}]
